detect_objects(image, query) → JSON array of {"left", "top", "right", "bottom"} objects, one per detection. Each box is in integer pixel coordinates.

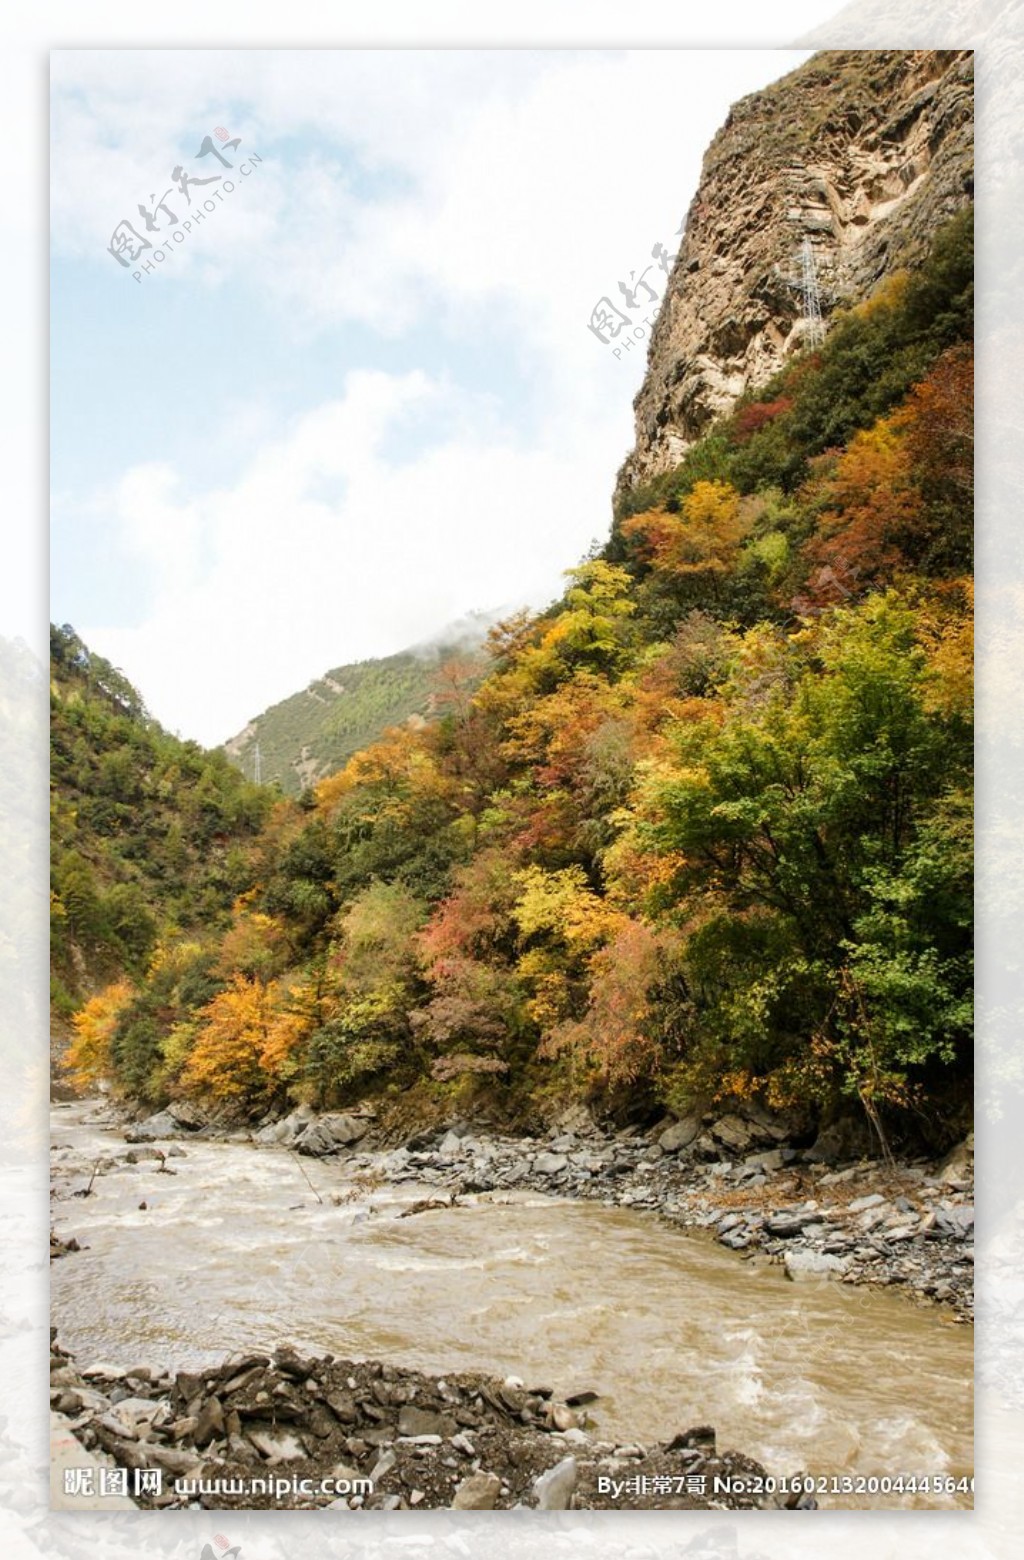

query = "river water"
[{"left": 50, "top": 1101, "right": 973, "bottom": 1508}]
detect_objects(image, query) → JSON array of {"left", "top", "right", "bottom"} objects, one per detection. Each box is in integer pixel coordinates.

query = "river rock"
[
  {"left": 452, "top": 1470, "right": 502, "bottom": 1509},
  {"left": 124, "top": 1111, "right": 180, "bottom": 1143},
  {"left": 784, "top": 1250, "right": 849, "bottom": 1280},
  {"left": 658, "top": 1116, "right": 701, "bottom": 1153},
  {"left": 297, "top": 1112, "right": 370, "bottom": 1153},
  {"left": 709, "top": 1115, "right": 757, "bottom": 1154},
  {"left": 744, "top": 1148, "right": 785, "bottom": 1173},
  {"left": 254, "top": 1105, "right": 315, "bottom": 1146},
  {"left": 247, "top": 1426, "right": 306, "bottom": 1461},
  {"left": 848, "top": 1193, "right": 885, "bottom": 1213},
  {"left": 145, "top": 1443, "right": 205, "bottom": 1475},
  {"left": 937, "top": 1205, "right": 974, "bottom": 1237},
  {"left": 194, "top": 1395, "right": 225, "bottom": 1446},
  {"left": 535, "top": 1152, "right": 568, "bottom": 1175},
  {"left": 397, "top": 1406, "right": 447, "bottom": 1438},
  {"left": 533, "top": 1455, "right": 578, "bottom": 1510},
  {"left": 766, "top": 1213, "right": 808, "bottom": 1237},
  {"left": 164, "top": 1100, "right": 206, "bottom": 1130}
]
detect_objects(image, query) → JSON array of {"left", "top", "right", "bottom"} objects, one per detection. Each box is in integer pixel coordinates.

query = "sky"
[{"left": 50, "top": 47, "right": 810, "bottom": 746}]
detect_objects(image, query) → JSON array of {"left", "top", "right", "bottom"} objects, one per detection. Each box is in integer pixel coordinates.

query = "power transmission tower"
[
  {"left": 253, "top": 740, "right": 262, "bottom": 786},
  {"left": 798, "top": 236, "right": 825, "bottom": 348}
]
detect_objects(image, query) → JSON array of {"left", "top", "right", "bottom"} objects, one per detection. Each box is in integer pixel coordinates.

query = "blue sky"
[{"left": 51, "top": 48, "right": 809, "bottom": 744}]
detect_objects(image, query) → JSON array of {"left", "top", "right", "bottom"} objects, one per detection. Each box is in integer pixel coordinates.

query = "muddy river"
[{"left": 50, "top": 1101, "right": 973, "bottom": 1507}]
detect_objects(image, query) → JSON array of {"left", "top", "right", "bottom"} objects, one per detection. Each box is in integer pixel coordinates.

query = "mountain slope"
[
  {"left": 50, "top": 624, "right": 272, "bottom": 1025},
  {"left": 59, "top": 52, "right": 974, "bottom": 1152},
  {"left": 222, "top": 627, "right": 491, "bottom": 796}
]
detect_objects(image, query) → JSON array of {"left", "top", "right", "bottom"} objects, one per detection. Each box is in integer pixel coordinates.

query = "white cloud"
[
  {"left": 55, "top": 48, "right": 812, "bottom": 743},
  {"left": 83, "top": 366, "right": 624, "bottom": 744}
]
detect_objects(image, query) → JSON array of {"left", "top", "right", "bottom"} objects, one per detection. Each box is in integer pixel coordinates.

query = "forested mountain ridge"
[
  {"left": 50, "top": 625, "right": 272, "bottom": 1028},
  {"left": 222, "top": 626, "right": 491, "bottom": 797},
  {"left": 57, "top": 53, "right": 973, "bottom": 1154}
]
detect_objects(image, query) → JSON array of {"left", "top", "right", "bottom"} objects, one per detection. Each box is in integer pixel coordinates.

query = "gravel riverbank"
[{"left": 50, "top": 1336, "right": 801, "bottom": 1511}]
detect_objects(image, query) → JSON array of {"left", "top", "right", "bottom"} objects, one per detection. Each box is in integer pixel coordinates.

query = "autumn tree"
[{"left": 64, "top": 980, "right": 133, "bottom": 1091}]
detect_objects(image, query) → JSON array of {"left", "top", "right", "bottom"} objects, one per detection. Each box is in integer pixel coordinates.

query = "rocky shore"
[
  {"left": 112, "top": 1098, "right": 975, "bottom": 1323},
  {"left": 50, "top": 1336, "right": 804, "bottom": 1511}
]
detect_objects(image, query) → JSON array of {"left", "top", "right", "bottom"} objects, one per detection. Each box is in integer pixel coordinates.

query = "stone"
[
  {"left": 123, "top": 1111, "right": 180, "bottom": 1143},
  {"left": 326, "top": 1390, "right": 357, "bottom": 1423},
  {"left": 533, "top": 1455, "right": 578, "bottom": 1510},
  {"left": 194, "top": 1395, "right": 225, "bottom": 1446},
  {"left": 247, "top": 1427, "right": 306, "bottom": 1461},
  {"left": 709, "top": 1115, "right": 757, "bottom": 1154},
  {"left": 452, "top": 1470, "right": 502, "bottom": 1509},
  {"left": 784, "top": 1249, "right": 849, "bottom": 1280},
  {"left": 293, "top": 1122, "right": 340, "bottom": 1157},
  {"left": 397, "top": 1406, "right": 447, "bottom": 1438},
  {"left": 939, "top": 1205, "right": 975, "bottom": 1237},
  {"left": 658, "top": 1117, "right": 701, "bottom": 1154},
  {"left": 145, "top": 1443, "right": 205, "bottom": 1475},
  {"left": 369, "top": 1448, "right": 397, "bottom": 1482},
  {"left": 165, "top": 1100, "right": 206, "bottom": 1130},
  {"left": 534, "top": 1152, "right": 568, "bottom": 1175},
  {"left": 766, "top": 1213, "right": 808, "bottom": 1237},
  {"left": 322, "top": 1113, "right": 371, "bottom": 1146},
  {"left": 848, "top": 1193, "right": 885, "bottom": 1213},
  {"left": 744, "top": 1148, "right": 785, "bottom": 1173}
]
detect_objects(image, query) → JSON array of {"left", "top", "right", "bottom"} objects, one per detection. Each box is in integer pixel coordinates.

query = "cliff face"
[{"left": 616, "top": 49, "right": 973, "bottom": 504}]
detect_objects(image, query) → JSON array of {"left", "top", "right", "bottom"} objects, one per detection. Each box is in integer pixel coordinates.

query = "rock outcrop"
[{"left": 616, "top": 49, "right": 974, "bottom": 503}]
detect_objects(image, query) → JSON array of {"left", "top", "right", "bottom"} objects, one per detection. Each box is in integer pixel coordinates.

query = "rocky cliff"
[{"left": 616, "top": 49, "right": 973, "bottom": 503}]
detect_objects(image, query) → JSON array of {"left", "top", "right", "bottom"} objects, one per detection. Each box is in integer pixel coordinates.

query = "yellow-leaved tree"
[
  {"left": 182, "top": 975, "right": 275, "bottom": 1107},
  {"left": 64, "top": 980, "right": 133, "bottom": 1091}
]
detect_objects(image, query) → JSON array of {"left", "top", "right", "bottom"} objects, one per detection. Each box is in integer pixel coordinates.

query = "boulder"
[
  {"left": 293, "top": 1122, "right": 336, "bottom": 1157},
  {"left": 744, "top": 1148, "right": 785, "bottom": 1173},
  {"left": 848, "top": 1193, "right": 885, "bottom": 1213},
  {"left": 292, "top": 1114, "right": 368, "bottom": 1157},
  {"left": 784, "top": 1249, "right": 849, "bottom": 1281},
  {"left": 124, "top": 1112, "right": 180, "bottom": 1143},
  {"left": 534, "top": 1152, "right": 568, "bottom": 1175},
  {"left": 658, "top": 1116, "right": 702, "bottom": 1154},
  {"left": 323, "top": 1113, "right": 371, "bottom": 1146},
  {"left": 164, "top": 1100, "right": 206, "bottom": 1130},
  {"left": 765, "top": 1213, "right": 808, "bottom": 1237},
  {"left": 533, "top": 1455, "right": 578, "bottom": 1510},
  {"left": 937, "top": 1204, "right": 974, "bottom": 1237},
  {"left": 452, "top": 1471, "right": 502, "bottom": 1510},
  {"left": 247, "top": 1427, "right": 306, "bottom": 1462},
  {"left": 254, "top": 1105, "right": 315, "bottom": 1146},
  {"left": 709, "top": 1115, "right": 757, "bottom": 1154},
  {"left": 193, "top": 1396, "right": 225, "bottom": 1447},
  {"left": 397, "top": 1406, "right": 448, "bottom": 1438}
]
